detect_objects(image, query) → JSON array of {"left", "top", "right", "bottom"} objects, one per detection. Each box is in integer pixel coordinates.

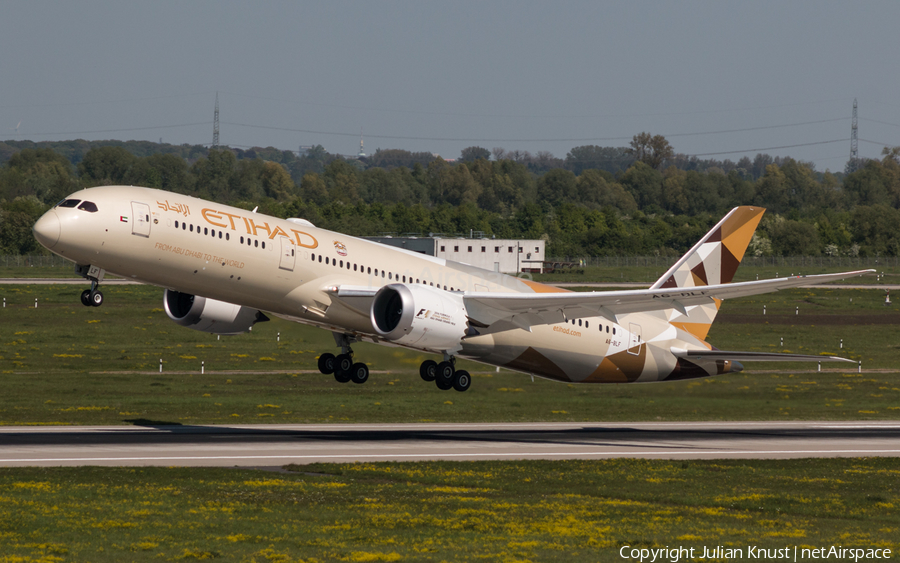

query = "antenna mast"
[
  {"left": 849, "top": 98, "right": 859, "bottom": 172},
  {"left": 212, "top": 92, "right": 220, "bottom": 149}
]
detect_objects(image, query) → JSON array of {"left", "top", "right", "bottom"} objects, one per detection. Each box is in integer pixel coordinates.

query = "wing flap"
[{"left": 670, "top": 347, "right": 855, "bottom": 363}]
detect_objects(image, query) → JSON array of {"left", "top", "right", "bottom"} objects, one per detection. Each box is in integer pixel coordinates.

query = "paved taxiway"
[{"left": 1, "top": 421, "right": 898, "bottom": 467}]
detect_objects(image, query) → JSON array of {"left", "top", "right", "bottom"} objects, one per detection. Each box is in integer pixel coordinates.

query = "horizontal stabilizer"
[{"left": 670, "top": 347, "right": 855, "bottom": 363}]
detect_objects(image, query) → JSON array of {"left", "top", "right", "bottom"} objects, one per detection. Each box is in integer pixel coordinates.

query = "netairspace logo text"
[{"left": 619, "top": 545, "right": 892, "bottom": 562}]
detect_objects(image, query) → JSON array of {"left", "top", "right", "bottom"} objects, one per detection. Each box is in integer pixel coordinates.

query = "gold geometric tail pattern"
[{"left": 650, "top": 206, "right": 765, "bottom": 340}]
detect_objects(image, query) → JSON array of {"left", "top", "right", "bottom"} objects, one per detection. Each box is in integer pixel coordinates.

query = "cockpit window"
[
  {"left": 77, "top": 201, "right": 99, "bottom": 213},
  {"left": 56, "top": 199, "right": 80, "bottom": 208}
]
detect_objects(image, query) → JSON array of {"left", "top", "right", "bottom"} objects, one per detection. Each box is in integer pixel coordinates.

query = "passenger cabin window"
[
  {"left": 77, "top": 201, "right": 98, "bottom": 213},
  {"left": 57, "top": 199, "right": 80, "bottom": 208}
]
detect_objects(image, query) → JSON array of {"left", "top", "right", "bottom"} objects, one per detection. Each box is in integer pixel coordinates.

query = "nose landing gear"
[
  {"left": 76, "top": 264, "right": 105, "bottom": 307},
  {"left": 80, "top": 285, "right": 104, "bottom": 307}
]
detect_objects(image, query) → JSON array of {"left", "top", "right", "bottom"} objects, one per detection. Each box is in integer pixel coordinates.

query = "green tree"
[
  {"left": 324, "top": 160, "right": 361, "bottom": 204},
  {"left": 629, "top": 133, "right": 674, "bottom": 170},
  {"left": 191, "top": 149, "right": 238, "bottom": 200},
  {"left": 843, "top": 160, "right": 892, "bottom": 207},
  {"left": 575, "top": 169, "right": 637, "bottom": 213},
  {"left": 131, "top": 153, "right": 192, "bottom": 194},
  {"left": 0, "top": 196, "right": 48, "bottom": 254},
  {"left": 77, "top": 146, "right": 139, "bottom": 187},
  {"left": 619, "top": 161, "right": 663, "bottom": 211},
  {"left": 565, "top": 145, "right": 633, "bottom": 174},
  {"left": 442, "top": 164, "right": 482, "bottom": 206},
  {"left": 850, "top": 205, "right": 900, "bottom": 256},
  {"left": 259, "top": 161, "right": 296, "bottom": 201},
  {"left": 459, "top": 146, "right": 491, "bottom": 162},
  {"left": 300, "top": 173, "right": 329, "bottom": 206},
  {"left": 0, "top": 148, "right": 79, "bottom": 203},
  {"left": 536, "top": 168, "right": 577, "bottom": 206},
  {"left": 769, "top": 218, "right": 821, "bottom": 256},
  {"left": 754, "top": 164, "right": 789, "bottom": 213}
]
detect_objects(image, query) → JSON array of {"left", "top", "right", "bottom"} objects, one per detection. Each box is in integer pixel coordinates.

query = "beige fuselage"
[{"left": 37, "top": 185, "right": 720, "bottom": 383}]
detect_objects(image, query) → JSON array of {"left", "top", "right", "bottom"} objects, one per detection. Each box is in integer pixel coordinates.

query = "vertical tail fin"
[{"left": 652, "top": 206, "right": 765, "bottom": 339}]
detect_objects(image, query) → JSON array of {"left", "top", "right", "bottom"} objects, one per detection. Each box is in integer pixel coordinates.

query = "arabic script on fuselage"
[{"left": 157, "top": 200, "right": 190, "bottom": 217}]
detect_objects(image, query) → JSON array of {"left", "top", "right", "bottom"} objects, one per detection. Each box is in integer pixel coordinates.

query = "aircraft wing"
[
  {"left": 670, "top": 348, "right": 855, "bottom": 363},
  {"left": 463, "top": 269, "right": 873, "bottom": 333},
  {"left": 326, "top": 285, "right": 379, "bottom": 316}
]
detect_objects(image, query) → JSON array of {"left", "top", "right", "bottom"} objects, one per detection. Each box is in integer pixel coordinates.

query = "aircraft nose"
[{"left": 33, "top": 211, "right": 61, "bottom": 249}]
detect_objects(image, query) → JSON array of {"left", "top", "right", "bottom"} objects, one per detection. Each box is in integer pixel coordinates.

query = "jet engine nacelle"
[
  {"left": 164, "top": 289, "right": 268, "bottom": 335},
  {"left": 371, "top": 283, "right": 468, "bottom": 352}
]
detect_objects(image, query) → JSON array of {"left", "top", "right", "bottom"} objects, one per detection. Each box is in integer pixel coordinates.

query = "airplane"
[{"left": 32, "top": 185, "right": 872, "bottom": 392}]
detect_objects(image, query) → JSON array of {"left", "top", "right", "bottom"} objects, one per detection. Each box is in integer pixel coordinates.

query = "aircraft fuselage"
[{"left": 33, "top": 185, "right": 734, "bottom": 384}]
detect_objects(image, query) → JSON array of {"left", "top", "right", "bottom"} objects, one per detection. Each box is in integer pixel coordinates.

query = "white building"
[{"left": 365, "top": 236, "right": 545, "bottom": 274}]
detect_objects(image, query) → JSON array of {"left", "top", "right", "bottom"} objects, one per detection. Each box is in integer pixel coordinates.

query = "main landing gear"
[
  {"left": 314, "top": 333, "right": 470, "bottom": 392},
  {"left": 419, "top": 356, "right": 471, "bottom": 392},
  {"left": 317, "top": 334, "right": 369, "bottom": 384},
  {"left": 75, "top": 264, "right": 105, "bottom": 307}
]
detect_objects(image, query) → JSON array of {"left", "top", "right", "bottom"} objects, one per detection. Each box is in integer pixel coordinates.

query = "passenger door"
[
  {"left": 131, "top": 202, "right": 151, "bottom": 237},
  {"left": 627, "top": 322, "right": 643, "bottom": 356},
  {"left": 279, "top": 237, "right": 296, "bottom": 271}
]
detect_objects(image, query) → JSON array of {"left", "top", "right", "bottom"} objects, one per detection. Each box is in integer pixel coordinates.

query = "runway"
[{"left": 1, "top": 421, "right": 898, "bottom": 467}]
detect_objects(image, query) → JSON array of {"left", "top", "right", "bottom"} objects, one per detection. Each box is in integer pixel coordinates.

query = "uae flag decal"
[{"left": 120, "top": 216, "right": 129, "bottom": 222}]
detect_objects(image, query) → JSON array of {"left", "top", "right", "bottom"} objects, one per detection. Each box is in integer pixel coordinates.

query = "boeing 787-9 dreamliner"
[{"left": 33, "top": 186, "right": 871, "bottom": 392}]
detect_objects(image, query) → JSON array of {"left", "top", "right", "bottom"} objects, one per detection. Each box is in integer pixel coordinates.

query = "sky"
[{"left": 2, "top": 0, "right": 899, "bottom": 172}]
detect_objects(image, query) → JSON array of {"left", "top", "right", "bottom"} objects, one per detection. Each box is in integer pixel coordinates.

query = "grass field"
[
  {"left": 0, "top": 459, "right": 897, "bottom": 562},
  {"left": 1, "top": 281, "right": 898, "bottom": 560},
  {"left": 0, "top": 283, "right": 898, "bottom": 425}
]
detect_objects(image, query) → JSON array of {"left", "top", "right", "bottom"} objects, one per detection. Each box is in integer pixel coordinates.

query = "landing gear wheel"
[
  {"left": 335, "top": 354, "right": 353, "bottom": 375},
  {"left": 435, "top": 377, "right": 453, "bottom": 391},
  {"left": 80, "top": 289, "right": 92, "bottom": 307},
  {"left": 333, "top": 353, "right": 353, "bottom": 383},
  {"left": 318, "top": 353, "right": 335, "bottom": 374},
  {"left": 419, "top": 360, "right": 437, "bottom": 382},
  {"left": 89, "top": 289, "right": 104, "bottom": 307},
  {"left": 350, "top": 362, "right": 369, "bottom": 384},
  {"left": 452, "top": 370, "right": 471, "bottom": 392},
  {"left": 435, "top": 361, "right": 454, "bottom": 386}
]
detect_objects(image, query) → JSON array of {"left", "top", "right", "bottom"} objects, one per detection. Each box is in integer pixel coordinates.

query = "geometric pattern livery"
[
  {"left": 653, "top": 206, "right": 765, "bottom": 290},
  {"left": 651, "top": 207, "right": 765, "bottom": 340}
]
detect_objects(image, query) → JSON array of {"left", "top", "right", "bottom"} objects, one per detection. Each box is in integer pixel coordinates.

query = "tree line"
[{"left": 2, "top": 136, "right": 900, "bottom": 258}]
